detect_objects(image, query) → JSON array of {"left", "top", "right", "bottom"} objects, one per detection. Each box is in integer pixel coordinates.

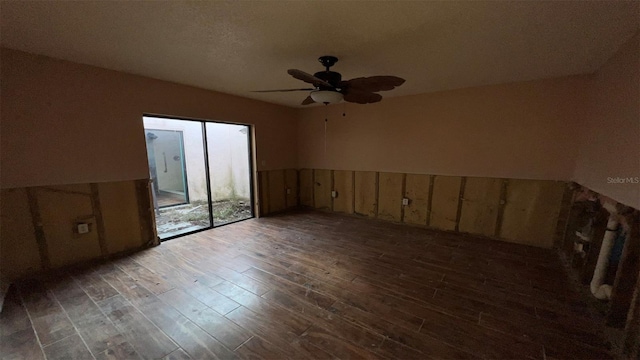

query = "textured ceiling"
[{"left": 1, "top": 1, "right": 638, "bottom": 108}]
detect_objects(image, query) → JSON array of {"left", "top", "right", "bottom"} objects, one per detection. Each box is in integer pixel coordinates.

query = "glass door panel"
[
  {"left": 205, "top": 122, "right": 254, "bottom": 225},
  {"left": 144, "top": 116, "right": 212, "bottom": 240}
]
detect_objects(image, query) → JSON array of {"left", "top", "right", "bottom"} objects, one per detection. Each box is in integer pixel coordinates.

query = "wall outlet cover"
[
  {"left": 402, "top": 198, "right": 410, "bottom": 206},
  {"left": 331, "top": 191, "right": 338, "bottom": 198},
  {"left": 77, "top": 223, "right": 90, "bottom": 234}
]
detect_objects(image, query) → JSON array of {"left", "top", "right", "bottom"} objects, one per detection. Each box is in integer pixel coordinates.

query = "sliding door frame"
[{"left": 143, "top": 113, "right": 256, "bottom": 242}]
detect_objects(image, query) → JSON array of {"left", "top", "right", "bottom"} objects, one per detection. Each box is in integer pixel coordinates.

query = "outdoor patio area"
[{"left": 155, "top": 199, "right": 252, "bottom": 238}]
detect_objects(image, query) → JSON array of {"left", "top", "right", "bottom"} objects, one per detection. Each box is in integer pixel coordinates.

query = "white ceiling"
[{"left": 2, "top": 1, "right": 638, "bottom": 108}]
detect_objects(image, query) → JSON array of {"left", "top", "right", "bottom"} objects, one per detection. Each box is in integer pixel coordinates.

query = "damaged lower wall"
[
  {"left": 258, "top": 169, "right": 300, "bottom": 216},
  {"left": 259, "top": 168, "right": 570, "bottom": 249},
  {"left": 0, "top": 179, "right": 157, "bottom": 281},
  {"left": 560, "top": 185, "right": 640, "bottom": 354}
]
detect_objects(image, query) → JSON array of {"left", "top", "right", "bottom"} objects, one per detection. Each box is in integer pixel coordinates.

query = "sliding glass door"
[
  {"left": 143, "top": 116, "right": 253, "bottom": 240},
  {"left": 206, "top": 122, "right": 253, "bottom": 226}
]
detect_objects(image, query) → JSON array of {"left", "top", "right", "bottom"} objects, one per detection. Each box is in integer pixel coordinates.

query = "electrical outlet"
[
  {"left": 331, "top": 191, "right": 338, "bottom": 198},
  {"left": 402, "top": 198, "right": 410, "bottom": 206},
  {"left": 286, "top": 188, "right": 291, "bottom": 195},
  {"left": 77, "top": 223, "right": 90, "bottom": 234}
]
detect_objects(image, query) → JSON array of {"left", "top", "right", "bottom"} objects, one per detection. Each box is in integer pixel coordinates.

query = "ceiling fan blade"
[
  {"left": 252, "top": 88, "right": 315, "bottom": 93},
  {"left": 340, "top": 76, "right": 405, "bottom": 92},
  {"left": 301, "top": 96, "right": 315, "bottom": 105},
  {"left": 342, "top": 89, "right": 382, "bottom": 104},
  {"left": 288, "top": 69, "right": 332, "bottom": 88}
]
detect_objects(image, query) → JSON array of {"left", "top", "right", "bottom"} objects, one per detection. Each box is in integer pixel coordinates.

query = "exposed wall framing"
[
  {"left": 262, "top": 168, "right": 573, "bottom": 249},
  {"left": 332, "top": 170, "right": 354, "bottom": 214},
  {"left": 0, "top": 179, "right": 157, "bottom": 281},
  {"left": 299, "top": 169, "right": 313, "bottom": 207},
  {"left": 458, "top": 177, "right": 501, "bottom": 237},
  {"left": 377, "top": 172, "right": 403, "bottom": 222},
  {"left": 558, "top": 184, "right": 640, "bottom": 358},
  {"left": 403, "top": 174, "right": 430, "bottom": 225},
  {"left": 354, "top": 171, "right": 377, "bottom": 217},
  {"left": 257, "top": 169, "right": 300, "bottom": 216},
  {"left": 429, "top": 176, "right": 462, "bottom": 232},
  {"left": 313, "top": 169, "right": 332, "bottom": 210}
]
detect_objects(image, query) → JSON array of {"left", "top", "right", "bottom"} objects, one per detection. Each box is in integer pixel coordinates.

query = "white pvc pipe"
[{"left": 590, "top": 202, "right": 619, "bottom": 300}]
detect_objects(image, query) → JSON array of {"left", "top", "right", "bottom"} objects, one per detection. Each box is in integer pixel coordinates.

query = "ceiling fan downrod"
[{"left": 318, "top": 55, "right": 338, "bottom": 72}]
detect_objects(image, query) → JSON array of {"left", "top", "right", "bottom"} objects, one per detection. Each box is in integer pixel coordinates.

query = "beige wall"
[
  {"left": 572, "top": 34, "right": 640, "bottom": 209},
  {"left": 0, "top": 49, "right": 295, "bottom": 280},
  {"left": 0, "top": 48, "right": 297, "bottom": 189},
  {"left": 297, "top": 76, "right": 590, "bottom": 181}
]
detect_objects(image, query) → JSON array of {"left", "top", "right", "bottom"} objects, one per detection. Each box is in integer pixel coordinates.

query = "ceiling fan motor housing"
[{"left": 314, "top": 71, "right": 342, "bottom": 89}]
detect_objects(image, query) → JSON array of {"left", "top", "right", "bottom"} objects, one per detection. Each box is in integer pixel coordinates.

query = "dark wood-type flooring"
[{"left": 1, "top": 210, "right": 611, "bottom": 359}]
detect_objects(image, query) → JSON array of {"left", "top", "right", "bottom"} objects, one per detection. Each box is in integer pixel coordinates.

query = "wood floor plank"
[
  {"left": 243, "top": 266, "right": 336, "bottom": 309},
  {"left": 237, "top": 253, "right": 426, "bottom": 332},
  {"left": 0, "top": 286, "right": 44, "bottom": 359},
  {"left": 214, "top": 282, "right": 312, "bottom": 336},
  {"left": 0, "top": 328, "right": 45, "bottom": 360},
  {"left": 140, "top": 300, "right": 239, "bottom": 360},
  {"left": 0, "top": 287, "right": 45, "bottom": 360},
  {"left": 18, "top": 281, "right": 77, "bottom": 346},
  {"left": 114, "top": 256, "right": 175, "bottom": 295},
  {"left": 98, "top": 266, "right": 162, "bottom": 308},
  {"left": 45, "top": 275, "right": 140, "bottom": 358},
  {"left": 233, "top": 336, "right": 292, "bottom": 360},
  {"left": 260, "top": 288, "right": 385, "bottom": 353},
  {"left": 157, "top": 288, "right": 252, "bottom": 350},
  {"left": 479, "top": 312, "right": 611, "bottom": 358},
  {"left": 130, "top": 250, "right": 224, "bottom": 289},
  {"left": 7, "top": 210, "right": 612, "bottom": 360},
  {"left": 300, "top": 326, "right": 387, "bottom": 360},
  {"left": 41, "top": 334, "right": 93, "bottom": 360},
  {"left": 224, "top": 306, "right": 330, "bottom": 360},
  {"left": 180, "top": 282, "right": 241, "bottom": 315},
  {"left": 98, "top": 295, "right": 178, "bottom": 359},
  {"left": 71, "top": 268, "right": 119, "bottom": 302},
  {"left": 95, "top": 340, "right": 141, "bottom": 360},
  {"left": 161, "top": 348, "right": 192, "bottom": 360}
]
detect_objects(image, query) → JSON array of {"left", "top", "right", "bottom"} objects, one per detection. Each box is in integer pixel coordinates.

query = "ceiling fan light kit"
[
  {"left": 310, "top": 90, "right": 343, "bottom": 104},
  {"left": 253, "top": 55, "right": 405, "bottom": 106}
]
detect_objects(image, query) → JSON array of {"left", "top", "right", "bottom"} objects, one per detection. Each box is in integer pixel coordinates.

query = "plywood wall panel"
[
  {"left": 378, "top": 172, "right": 403, "bottom": 222},
  {"left": 314, "top": 169, "right": 332, "bottom": 210},
  {"left": 354, "top": 171, "right": 377, "bottom": 217},
  {"left": 268, "top": 170, "right": 286, "bottom": 213},
  {"left": 0, "top": 188, "right": 41, "bottom": 279},
  {"left": 333, "top": 170, "right": 354, "bottom": 214},
  {"left": 284, "top": 169, "right": 298, "bottom": 208},
  {"left": 37, "top": 185, "right": 102, "bottom": 268},
  {"left": 99, "top": 181, "right": 143, "bottom": 254},
  {"left": 259, "top": 172, "right": 270, "bottom": 215},
  {"left": 403, "top": 174, "right": 431, "bottom": 225},
  {"left": 499, "top": 179, "right": 565, "bottom": 248},
  {"left": 299, "top": 169, "right": 313, "bottom": 207},
  {"left": 458, "top": 177, "right": 502, "bottom": 237},
  {"left": 430, "top": 176, "right": 462, "bottom": 231}
]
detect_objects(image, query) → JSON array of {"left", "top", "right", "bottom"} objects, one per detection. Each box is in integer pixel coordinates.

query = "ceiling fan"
[{"left": 254, "top": 56, "right": 405, "bottom": 105}]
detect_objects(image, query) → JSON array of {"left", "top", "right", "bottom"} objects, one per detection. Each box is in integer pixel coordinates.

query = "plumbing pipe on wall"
[{"left": 590, "top": 200, "right": 619, "bottom": 300}]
